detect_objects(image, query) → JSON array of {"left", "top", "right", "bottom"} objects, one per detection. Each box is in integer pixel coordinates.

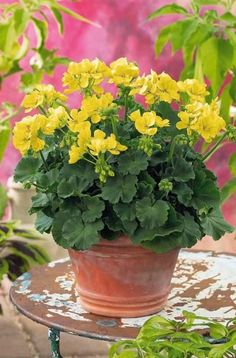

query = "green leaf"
[
  {"left": 229, "top": 152, "right": 236, "bottom": 177},
  {"left": 35, "top": 211, "right": 53, "bottom": 234},
  {"left": 60, "top": 161, "right": 96, "bottom": 193},
  {"left": 220, "top": 84, "right": 231, "bottom": 123},
  {"left": 54, "top": 3, "right": 100, "bottom": 28},
  {"left": 137, "top": 172, "right": 155, "bottom": 197},
  {"left": 118, "top": 150, "right": 148, "bottom": 175},
  {"left": 200, "top": 38, "right": 234, "bottom": 96},
  {"left": 154, "top": 23, "right": 176, "bottom": 55},
  {"left": 191, "top": 170, "right": 220, "bottom": 210},
  {"left": 172, "top": 158, "right": 195, "bottom": 182},
  {"left": 81, "top": 197, "right": 105, "bottom": 223},
  {"left": 13, "top": 8, "right": 29, "bottom": 35},
  {"left": 32, "top": 17, "right": 48, "bottom": 49},
  {"left": 0, "top": 259, "right": 9, "bottom": 280},
  {"left": 0, "top": 184, "right": 8, "bottom": 219},
  {"left": 31, "top": 192, "right": 50, "bottom": 209},
  {"left": 148, "top": 4, "right": 187, "bottom": 20},
  {"left": 51, "top": 7, "right": 64, "bottom": 34},
  {"left": 173, "top": 183, "right": 193, "bottom": 206},
  {"left": 176, "top": 212, "right": 202, "bottom": 248},
  {"left": 220, "top": 12, "right": 236, "bottom": 25},
  {"left": 114, "top": 202, "right": 136, "bottom": 222},
  {"left": 57, "top": 176, "right": 77, "bottom": 198},
  {"left": 0, "top": 121, "right": 10, "bottom": 162},
  {"left": 194, "top": 0, "right": 220, "bottom": 4},
  {"left": 220, "top": 178, "right": 236, "bottom": 203},
  {"left": 208, "top": 323, "right": 228, "bottom": 339},
  {"left": 101, "top": 174, "right": 137, "bottom": 204},
  {"left": 62, "top": 216, "right": 103, "bottom": 250},
  {"left": 200, "top": 208, "right": 234, "bottom": 240},
  {"left": 14, "top": 157, "right": 42, "bottom": 183},
  {"left": 136, "top": 198, "right": 169, "bottom": 230}
]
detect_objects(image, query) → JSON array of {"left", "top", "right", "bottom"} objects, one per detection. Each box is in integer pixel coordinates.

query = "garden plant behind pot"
[{"left": 13, "top": 58, "right": 234, "bottom": 317}]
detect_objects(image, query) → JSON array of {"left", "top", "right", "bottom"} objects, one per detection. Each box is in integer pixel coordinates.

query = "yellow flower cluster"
[
  {"left": 13, "top": 115, "right": 46, "bottom": 154},
  {"left": 130, "top": 71, "right": 180, "bottom": 105},
  {"left": 22, "top": 84, "right": 67, "bottom": 112},
  {"left": 176, "top": 100, "right": 226, "bottom": 142},
  {"left": 69, "top": 128, "right": 127, "bottom": 164},
  {"left": 178, "top": 79, "right": 209, "bottom": 103},
  {"left": 108, "top": 57, "right": 139, "bottom": 86},
  {"left": 62, "top": 59, "right": 109, "bottom": 95},
  {"left": 68, "top": 93, "right": 115, "bottom": 133},
  {"left": 130, "top": 110, "right": 169, "bottom": 136}
]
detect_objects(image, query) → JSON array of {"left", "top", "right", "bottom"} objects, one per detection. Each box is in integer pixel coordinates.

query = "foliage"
[
  {"left": 0, "top": 0, "right": 97, "bottom": 161},
  {"left": 148, "top": 0, "right": 236, "bottom": 201},
  {"left": 109, "top": 310, "right": 236, "bottom": 357},
  {"left": 0, "top": 220, "right": 49, "bottom": 313},
  {"left": 13, "top": 58, "right": 234, "bottom": 253}
]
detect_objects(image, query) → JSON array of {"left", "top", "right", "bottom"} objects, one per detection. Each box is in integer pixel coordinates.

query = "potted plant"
[
  {"left": 109, "top": 310, "right": 236, "bottom": 357},
  {"left": 13, "top": 58, "right": 234, "bottom": 317}
]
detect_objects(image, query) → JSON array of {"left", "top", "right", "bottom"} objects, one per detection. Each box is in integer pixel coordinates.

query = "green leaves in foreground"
[
  {"left": 109, "top": 310, "right": 236, "bottom": 358},
  {"left": 200, "top": 209, "right": 234, "bottom": 240}
]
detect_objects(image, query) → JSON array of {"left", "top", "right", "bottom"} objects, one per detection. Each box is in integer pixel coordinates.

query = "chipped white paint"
[
  {"left": 121, "top": 251, "right": 236, "bottom": 327},
  {"left": 13, "top": 250, "right": 236, "bottom": 331},
  {"left": 48, "top": 257, "right": 70, "bottom": 268},
  {"left": 48, "top": 308, "right": 90, "bottom": 322},
  {"left": 55, "top": 273, "right": 74, "bottom": 291}
]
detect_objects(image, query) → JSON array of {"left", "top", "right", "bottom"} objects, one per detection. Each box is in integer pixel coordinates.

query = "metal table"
[{"left": 10, "top": 250, "right": 236, "bottom": 358}]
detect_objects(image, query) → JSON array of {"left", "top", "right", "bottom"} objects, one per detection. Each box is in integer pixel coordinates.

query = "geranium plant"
[{"left": 13, "top": 58, "right": 234, "bottom": 252}]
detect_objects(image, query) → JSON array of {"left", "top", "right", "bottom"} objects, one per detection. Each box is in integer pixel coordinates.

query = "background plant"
[
  {"left": 0, "top": 220, "right": 49, "bottom": 314},
  {"left": 13, "top": 58, "right": 234, "bottom": 253},
  {"left": 109, "top": 310, "right": 236, "bottom": 357},
  {"left": 0, "top": 0, "right": 97, "bottom": 164},
  {"left": 148, "top": 0, "right": 236, "bottom": 203}
]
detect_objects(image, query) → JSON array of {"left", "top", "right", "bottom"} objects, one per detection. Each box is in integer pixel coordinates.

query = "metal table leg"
[{"left": 48, "top": 328, "right": 63, "bottom": 358}]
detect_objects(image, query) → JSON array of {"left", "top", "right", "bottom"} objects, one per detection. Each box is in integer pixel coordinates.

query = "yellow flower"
[
  {"left": 109, "top": 57, "right": 139, "bottom": 86},
  {"left": 62, "top": 59, "right": 109, "bottom": 95},
  {"left": 155, "top": 115, "right": 170, "bottom": 128},
  {"left": 176, "top": 100, "right": 226, "bottom": 142},
  {"left": 69, "top": 145, "right": 85, "bottom": 164},
  {"left": 81, "top": 93, "right": 115, "bottom": 123},
  {"left": 68, "top": 122, "right": 91, "bottom": 164},
  {"left": 178, "top": 79, "right": 209, "bottom": 102},
  {"left": 13, "top": 115, "right": 46, "bottom": 155},
  {"left": 88, "top": 130, "right": 107, "bottom": 156},
  {"left": 106, "top": 134, "right": 127, "bottom": 155},
  {"left": 156, "top": 72, "right": 180, "bottom": 103},
  {"left": 68, "top": 109, "right": 88, "bottom": 133},
  {"left": 21, "top": 84, "right": 67, "bottom": 112},
  {"left": 42, "top": 106, "right": 69, "bottom": 135},
  {"left": 130, "top": 71, "right": 179, "bottom": 104},
  {"left": 130, "top": 110, "right": 158, "bottom": 136}
]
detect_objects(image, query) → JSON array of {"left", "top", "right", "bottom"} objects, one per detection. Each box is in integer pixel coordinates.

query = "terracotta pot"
[{"left": 68, "top": 236, "right": 179, "bottom": 318}]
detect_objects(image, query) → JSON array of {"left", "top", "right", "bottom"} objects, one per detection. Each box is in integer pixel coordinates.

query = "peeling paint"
[
  {"left": 55, "top": 273, "right": 74, "bottom": 291},
  {"left": 12, "top": 250, "right": 236, "bottom": 336},
  {"left": 15, "top": 272, "right": 32, "bottom": 295},
  {"left": 48, "top": 257, "right": 69, "bottom": 268}
]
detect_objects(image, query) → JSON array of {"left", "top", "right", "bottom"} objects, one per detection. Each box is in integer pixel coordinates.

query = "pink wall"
[{"left": 1, "top": 0, "right": 235, "bottom": 224}]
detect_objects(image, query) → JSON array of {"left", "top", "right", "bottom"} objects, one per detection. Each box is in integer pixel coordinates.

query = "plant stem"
[
  {"left": 1, "top": 108, "right": 22, "bottom": 123},
  {"left": 39, "top": 106, "right": 47, "bottom": 115},
  {"left": 39, "top": 151, "right": 49, "bottom": 170},
  {"left": 202, "top": 131, "right": 228, "bottom": 162},
  {"left": 124, "top": 93, "right": 128, "bottom": 121},
  {"left": 111, "top": 116, "right": 118, "bottom": 138}
]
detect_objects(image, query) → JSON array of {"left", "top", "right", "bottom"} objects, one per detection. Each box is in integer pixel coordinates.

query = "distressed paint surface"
[{"left": 10, "top": 250, "right": 236, "bottom": 341}]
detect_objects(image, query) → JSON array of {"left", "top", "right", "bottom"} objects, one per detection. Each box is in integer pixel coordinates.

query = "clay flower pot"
[{"left": 68, "top": 236, "right": 179, "bottom": 318}]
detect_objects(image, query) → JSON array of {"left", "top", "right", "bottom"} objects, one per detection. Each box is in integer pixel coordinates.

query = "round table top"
[{"left": 10, "top": 250, "right": 236, "bottom": 342}]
